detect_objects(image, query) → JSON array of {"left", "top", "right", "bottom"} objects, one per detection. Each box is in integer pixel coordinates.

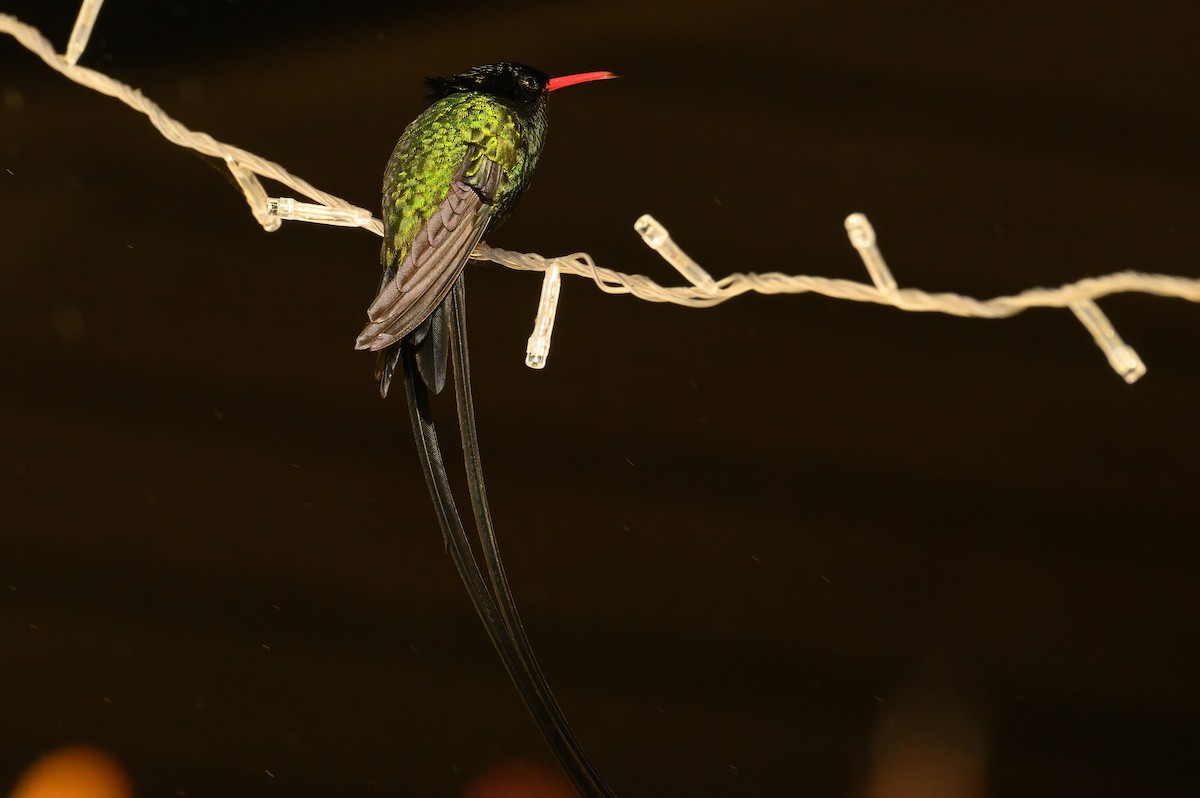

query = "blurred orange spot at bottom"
[
  {"left": 462, "top": 759, "right": 575, "bottom": 798},
  {"left": 9, "top": 746, "right": 133, "bottom": 798}
]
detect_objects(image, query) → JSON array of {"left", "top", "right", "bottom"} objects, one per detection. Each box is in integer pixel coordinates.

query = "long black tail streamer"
[{"left": 401, "top": 275, "right": 615, "bottom": 797}]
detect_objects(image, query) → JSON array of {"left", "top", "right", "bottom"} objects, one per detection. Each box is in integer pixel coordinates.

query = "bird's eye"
[{"left": 519, "top": 75, "right": 537, "bottom": 91}]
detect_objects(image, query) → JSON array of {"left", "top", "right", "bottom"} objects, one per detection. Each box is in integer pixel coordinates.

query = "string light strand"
[{"left": 3, "top": 3, "right": 1197, "bottom": 380}]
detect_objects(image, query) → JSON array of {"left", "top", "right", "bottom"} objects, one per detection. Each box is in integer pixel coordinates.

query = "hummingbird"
[
  {"left": 356, "top": 62, "right": 615, "bottom": 392},
  {"left": 354, "top": 63, "right": 617, "bottom": 797}
]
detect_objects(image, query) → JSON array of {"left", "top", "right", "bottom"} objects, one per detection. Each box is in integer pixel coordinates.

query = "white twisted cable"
[
  {"left": 3, "top": 4, "right": 1197, "bottom": 380},
  {"left": 481, "top": 242, "right": 1200, "bottom": 314},
  {"left": 0, "top": 8, "right": 381, "bottom": 234}
]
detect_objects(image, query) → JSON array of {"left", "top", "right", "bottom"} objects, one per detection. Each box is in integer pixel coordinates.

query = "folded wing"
[{"left": 356, "top": 146, "right": 502, "bottom": 354}]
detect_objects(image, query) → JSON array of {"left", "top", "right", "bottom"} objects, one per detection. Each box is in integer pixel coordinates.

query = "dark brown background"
[{"left": 2, "top": 1, "right": 1198, "bottom": 796}]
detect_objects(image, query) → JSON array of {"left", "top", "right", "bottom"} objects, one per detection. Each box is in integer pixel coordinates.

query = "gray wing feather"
[{"left": 356, "top": 150, "right": 502, "bottom": 353}]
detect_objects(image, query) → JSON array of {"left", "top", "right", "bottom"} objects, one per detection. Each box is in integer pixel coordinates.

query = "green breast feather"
[{"left": 382, "top": 94, "right": 525, "bottom": 270}]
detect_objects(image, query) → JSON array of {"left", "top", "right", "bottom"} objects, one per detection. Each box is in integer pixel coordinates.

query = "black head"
[{"left": 426, "top": 62, "right": 550, "bottom": 115}]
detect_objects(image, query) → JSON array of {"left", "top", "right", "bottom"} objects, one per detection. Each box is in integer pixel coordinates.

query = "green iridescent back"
[{"left": 381, "top": 92, "right": 547, "bottom": 271}]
